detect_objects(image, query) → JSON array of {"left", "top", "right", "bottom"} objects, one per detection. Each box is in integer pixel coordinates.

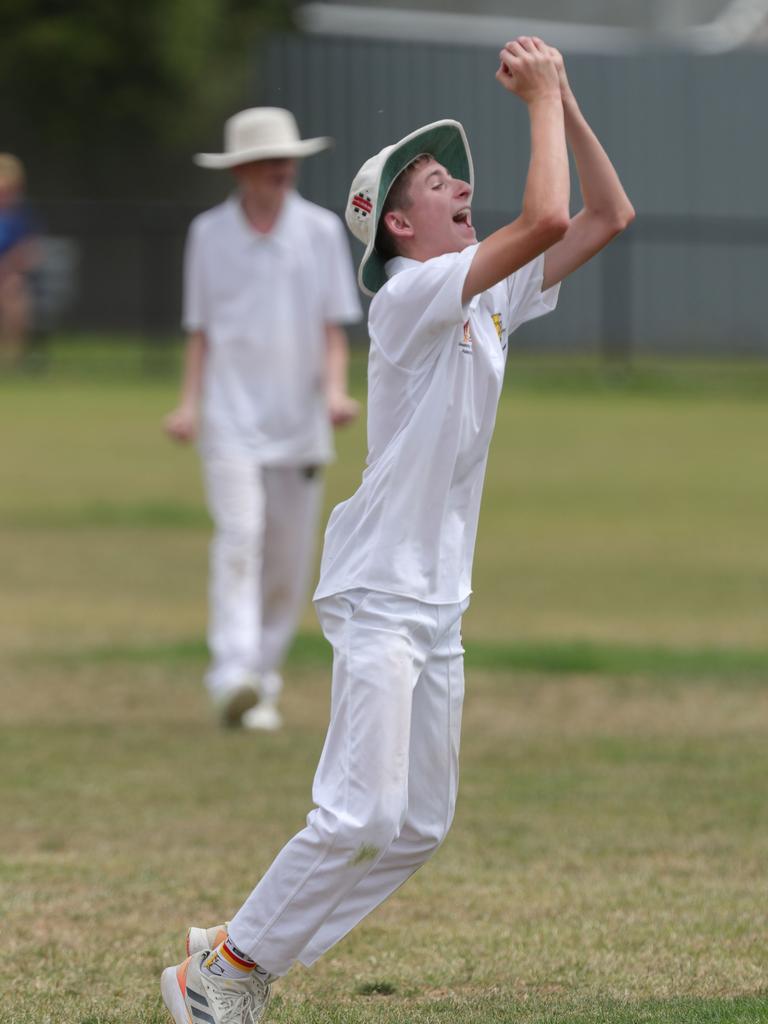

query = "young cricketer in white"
[
  {"left": 160, "top": 37, "right": 634, "bottom": 1024},
  {"left": 165, "top": 107, "right": 361, "bottom": 733}
]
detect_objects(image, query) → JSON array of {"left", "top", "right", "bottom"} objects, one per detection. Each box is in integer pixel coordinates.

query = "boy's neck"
[{"left": 240, "top": 190, "right": 287, "bottom": 235}]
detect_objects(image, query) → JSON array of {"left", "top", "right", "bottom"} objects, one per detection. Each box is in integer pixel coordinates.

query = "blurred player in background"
[
  {"left": 160, "top": 39, "right": 633, "bottom": 1024},
  {"left": 0, "top": 153, "right": 39, "bottom": 369},
  {"left": 165, "top": 107, "right": 361, "bottom": 731}
]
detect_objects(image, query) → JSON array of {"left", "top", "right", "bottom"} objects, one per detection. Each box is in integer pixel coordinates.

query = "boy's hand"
[
  {"left": 328, "top": 392, "right": 360, "bottom": 428},
  {"left": 544, "top": 42, "right": 573, "bottom": 100},
  {"left": 164, "top": 405, "right": 198, "bottom": 443},
  {"left": 496, "top": 36, "right": 561, "bottom": 104}
]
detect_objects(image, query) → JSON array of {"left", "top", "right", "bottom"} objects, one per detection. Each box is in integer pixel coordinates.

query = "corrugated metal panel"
[{"left": 255, "top": 33, "right": 768, "bottom": 354}]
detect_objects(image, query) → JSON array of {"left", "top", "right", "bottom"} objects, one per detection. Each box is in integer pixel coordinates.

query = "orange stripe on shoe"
[
  {"left": 176, "top": 956, "right": 191, "bottom": 996},
  {"left": 213, "top": 927, "right": 228, "bottom": 948}
]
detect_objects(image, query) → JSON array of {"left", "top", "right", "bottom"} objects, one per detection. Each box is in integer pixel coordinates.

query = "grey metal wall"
[{"left": 260, "top": 33, "right": 768, "bottom": 356}]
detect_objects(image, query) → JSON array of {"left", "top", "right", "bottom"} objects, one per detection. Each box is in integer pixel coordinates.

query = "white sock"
[{"left": 202, "top": 938, "right": 257, "bottom": 982}]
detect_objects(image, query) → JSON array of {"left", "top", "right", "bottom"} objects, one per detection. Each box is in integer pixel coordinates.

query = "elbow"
[
  {"left": 606, "top": 203, "right": 636, "bottom": 238},
  {"left": 535, "top": 211, "right": 571, "bottom": 247}
]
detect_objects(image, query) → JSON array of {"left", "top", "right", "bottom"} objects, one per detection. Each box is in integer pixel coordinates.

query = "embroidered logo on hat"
[{"left": 350, "top": 191, "right": 373, "bottom": 219}]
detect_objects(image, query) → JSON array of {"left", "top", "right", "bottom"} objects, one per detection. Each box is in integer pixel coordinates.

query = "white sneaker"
[
  {"left": 215, "top": 683, "right": 260, "bottom": 728},
  {"left": 241, "top": 701, "right": 283, "bottom": 732},
  {"left": 186, "top": 923, "right": 229, "bottom": 956},
  {"left": 161, "top": 950, "right": 271, "bottom": 1024}
]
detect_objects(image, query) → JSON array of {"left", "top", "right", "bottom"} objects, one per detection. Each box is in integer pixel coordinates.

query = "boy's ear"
[{"left": 383, "top": 210, "right": 414, "bottom": 239}]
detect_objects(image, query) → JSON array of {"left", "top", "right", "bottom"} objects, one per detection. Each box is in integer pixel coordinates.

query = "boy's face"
[
  {"left": 232, "top": 158, "right": 297, "bottom": 205},
  {"left": 395, "top": 157, "right": 475, "bottom": 257}
]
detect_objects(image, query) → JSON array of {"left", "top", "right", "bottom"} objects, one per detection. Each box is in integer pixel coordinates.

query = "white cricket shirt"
[
  {"left": 314, "top": 244, "right": 559, "bottom": 604},
  {"left": 183, "top": 192, "right": 361, "bottom": 464}
]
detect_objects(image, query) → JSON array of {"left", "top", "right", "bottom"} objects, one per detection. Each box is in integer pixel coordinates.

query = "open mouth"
[{"left": 452, "top": 207, "right": 473, "bottom": 227}]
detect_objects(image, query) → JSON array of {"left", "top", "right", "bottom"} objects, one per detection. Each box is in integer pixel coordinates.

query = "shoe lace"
[{"left": 208, "top": 976, "right": 270, "bottom": 1024}]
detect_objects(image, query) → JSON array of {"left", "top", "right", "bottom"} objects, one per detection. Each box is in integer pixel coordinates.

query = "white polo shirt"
[
  {"left": 314, "top": 245, "right": 560, "bottom": 605},
  {"left": 183, "top": 192, "right": 361, "bottom": 464}
]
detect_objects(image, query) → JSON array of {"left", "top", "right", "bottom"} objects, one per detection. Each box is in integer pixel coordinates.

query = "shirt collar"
[
  {"left": 385, "top": 244, "right": 478, "bottom": 280},
  {"left": 385, "top": 255, "right": 420, "bottom": 278},
  {"left": 385, "top": 248, "right": 481, "bottom": 309}
]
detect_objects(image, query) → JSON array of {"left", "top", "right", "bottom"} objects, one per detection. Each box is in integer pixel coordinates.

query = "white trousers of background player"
[
  {"left": 202, "top": 456, "right": 323, "bottom": 700},
  {"left": 226, "top": 588, "right": 469, "bottom": 977}
]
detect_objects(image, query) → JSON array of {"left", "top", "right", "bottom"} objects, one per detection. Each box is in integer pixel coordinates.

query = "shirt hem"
[
  {"left": 313, "top": 580, "right": 473, "bottom": 606},
  {"left": 198, "top": 444, "right": 334, "bottom": 467}
]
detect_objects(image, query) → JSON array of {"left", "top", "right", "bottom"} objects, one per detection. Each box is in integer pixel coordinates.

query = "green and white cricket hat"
[{"left": 346, "top": 119, "right": 474, "bottom": 297}]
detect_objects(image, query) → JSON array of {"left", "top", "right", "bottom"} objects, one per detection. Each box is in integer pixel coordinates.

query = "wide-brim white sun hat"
[
  {"left": 346, "top": 119, "right": 474, "bottom": 297},
  {"left": 194, "top": 107, "right": 332, "bottom": 169}
]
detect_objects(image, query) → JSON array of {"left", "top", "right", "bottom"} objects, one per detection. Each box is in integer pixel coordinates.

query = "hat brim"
[
  {"left": 194, "top": 136, "right": 332, "bottom": 168},
  {"left": 358, "top": 120, "right": 474, "bottom": 297}
]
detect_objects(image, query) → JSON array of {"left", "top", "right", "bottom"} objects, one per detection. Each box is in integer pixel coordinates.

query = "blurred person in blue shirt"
[{"left": 0, "top": 153, "right": 39, "bottom": 368}]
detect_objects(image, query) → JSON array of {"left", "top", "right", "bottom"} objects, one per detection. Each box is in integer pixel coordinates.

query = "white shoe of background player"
[
  {"left": 241, "top": 699, "right": 282, "bottom": 732},
  {"left": 242, "top": 671, "right": 284, "bottom": 731}
]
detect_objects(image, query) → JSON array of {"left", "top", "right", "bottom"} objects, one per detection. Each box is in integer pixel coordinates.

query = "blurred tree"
[{"left": 0, "top": 0, "right": 295, "bottom": 195}]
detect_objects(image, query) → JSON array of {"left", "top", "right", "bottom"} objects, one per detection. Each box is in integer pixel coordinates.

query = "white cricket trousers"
[
  {"left": 227, "top": 587, "right": 469, "bottom": 977},
  {"left": 202, "top": 455, "right": 323, "bottom": 698}
]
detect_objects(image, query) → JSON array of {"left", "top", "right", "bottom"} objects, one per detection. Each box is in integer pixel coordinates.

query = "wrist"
[
  {"left": 526, "top": 91, "right": 563, "bottom": 109},
  {"left": 561, "top": 87, "right": 578, "bottom": 112}
]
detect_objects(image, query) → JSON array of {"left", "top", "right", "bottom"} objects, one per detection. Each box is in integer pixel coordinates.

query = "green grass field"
[{"left": 2, "top": 340, "right": 768, "bottom": 1023}]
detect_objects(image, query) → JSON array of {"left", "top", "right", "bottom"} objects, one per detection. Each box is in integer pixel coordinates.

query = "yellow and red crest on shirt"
[{"left": 491, "top": 313, "right": 503, "bottom": 343}]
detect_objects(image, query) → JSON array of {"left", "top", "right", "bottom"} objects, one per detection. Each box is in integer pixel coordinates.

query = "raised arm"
[
  {"left": 462, "top": 37, "right": 570, "bottom": 305},
  {"left": 542, "top": 45, "right": 635, "bottom": 290}
]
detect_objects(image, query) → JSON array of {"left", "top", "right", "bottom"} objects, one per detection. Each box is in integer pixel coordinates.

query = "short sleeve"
[
  {"left": 320, "top": 216, "right": 363, "bottom": 325},
  {"left": 369, "top": 245, "right": 478, "bottom": 368},
  {"left": 181, "top": 219, "right": 206, "bottom": 333},
  {"left": 0, "top": 206, "right": 36, "bottom": 257},
  {"left": 505, "top": 253, "right": 560, "bottom": 334}
]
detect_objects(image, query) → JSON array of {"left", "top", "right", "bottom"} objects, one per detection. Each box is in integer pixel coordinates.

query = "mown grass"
[
  {"left": 3, "top": 657, "right": 768, "bottom": 1022},
  {"left": 21, "top": 631, "right": 768, "bottom": 685},
  {"left": 2, "top": 340, "right": 768, "bottom": 1023}
]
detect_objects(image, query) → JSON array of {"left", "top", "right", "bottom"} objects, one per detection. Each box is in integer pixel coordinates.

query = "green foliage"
[{"left": 0, "top": 0, "right": 294, "bottom": 151}]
